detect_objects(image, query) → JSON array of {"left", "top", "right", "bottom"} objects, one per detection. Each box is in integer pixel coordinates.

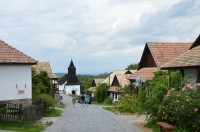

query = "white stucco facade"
[
  {"left": 184, "top": 69, "right": 197, "bottom": 84},
  {"left": 64, "top": 85, "right": 80, "bottom": 96},
  {"left": 58, "top": 81, "right": 66, "bottom": 91},
  {"left": 109, "top": 92, "right": 120, "bottom": 102},
  {"left": 0, "top": 65, "right": 32, "bottom": 101}
]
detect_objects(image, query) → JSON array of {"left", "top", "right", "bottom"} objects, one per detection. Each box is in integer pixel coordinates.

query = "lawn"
[
  {"left": 0, "top": 122, "right": 44, "bottom": 132},
  {"left": 44, "top": 108, "right": 62, "bottom": 117},
  {"left": 92, "top": 101, "right": 115, "bottom": 107}
]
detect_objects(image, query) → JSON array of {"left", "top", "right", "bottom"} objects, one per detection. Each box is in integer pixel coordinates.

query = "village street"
[{"left": 43, "top": 93, "right": 142, "bottom": 132}]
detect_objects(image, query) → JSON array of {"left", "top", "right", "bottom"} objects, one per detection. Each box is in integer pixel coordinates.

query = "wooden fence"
[{"left": 0, "top": 102, "right": 44, "bottom": 122}]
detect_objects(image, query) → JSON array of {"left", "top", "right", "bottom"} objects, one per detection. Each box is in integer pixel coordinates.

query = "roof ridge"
[{"left": 147, "top": 42, "right": 192, "bottom": 44}]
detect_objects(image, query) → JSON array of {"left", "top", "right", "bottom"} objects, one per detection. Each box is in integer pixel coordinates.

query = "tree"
[
  {"left": 78, "top": 75, "right": 93, "bottom": 94},
  {"left": 95, "top": 83, "right": 109, "bottom": 103},
  {"left": 125, "top": 63, "right": 138, "bottom": 70},
  {"left": 32, "top": 68, "right": 52, "bottom": 104}
]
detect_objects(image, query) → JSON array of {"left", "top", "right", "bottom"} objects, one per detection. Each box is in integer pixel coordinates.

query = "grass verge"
[
  {"left": 0, "top": 122, "right": 44, "bottom": 132},
  {"left": 103, "top": 106, "right": 115, "bottom": 111},
  {"left": 55, "top": 103, "right": 65, "bottom": 109},
  {"left": 92, "top": 102, "right": 114, "bottom": 107},
  {"left": 44, "top": 108, "right": 62, "bottom": 117}
]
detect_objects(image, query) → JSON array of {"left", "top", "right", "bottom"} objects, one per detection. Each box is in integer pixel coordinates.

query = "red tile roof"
[
  {"left": 128, "top": 67, "right": 159, "bottom": 80},
  {"left": 147, "top": 42, "right": 192, "bottom": 68},
  {"left": 0, "top": 40, "right": 37, "bottom": 64}
]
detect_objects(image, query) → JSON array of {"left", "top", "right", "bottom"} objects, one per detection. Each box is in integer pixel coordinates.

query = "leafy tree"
[
  {"left": 32, "top": 68, "right": 52, "bottom": 104},
  {"left": 125, "top": 63, "right": 138, "bottom": 70},
  {"left": 95, "top": 83, "right": 109, "bottom": 103},
  {"left": 78, "top": 75, "right": 93, "bottom": 94},
  {"left": 95, "top": 72, "right": 110, "bottom": 78}
]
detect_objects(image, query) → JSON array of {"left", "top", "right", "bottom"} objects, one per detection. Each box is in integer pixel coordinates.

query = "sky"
[{"left": 0, "top": 0, "right": 200, "bottom": 75}]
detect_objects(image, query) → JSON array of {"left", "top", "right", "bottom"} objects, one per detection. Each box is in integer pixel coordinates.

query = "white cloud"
[{"left": 0, "top": 0, "right": 199, "bottom": 74}]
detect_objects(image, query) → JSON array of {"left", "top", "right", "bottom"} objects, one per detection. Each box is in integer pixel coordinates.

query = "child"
[
  {"left": 85, "top": 95, "right": 90, "bottom": 107},
  {"left": 72, "top": 95, "right": 76, "bottom": 108}
]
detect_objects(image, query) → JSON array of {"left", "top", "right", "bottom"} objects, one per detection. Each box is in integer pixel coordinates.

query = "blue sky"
[{"left": 0, "top": 0, "right": 200, "bottom": 74}]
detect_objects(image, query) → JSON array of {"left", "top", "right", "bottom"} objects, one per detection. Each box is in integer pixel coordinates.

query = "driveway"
[{"left": 43, "top": 93, "right": 142, "bottom": 132}]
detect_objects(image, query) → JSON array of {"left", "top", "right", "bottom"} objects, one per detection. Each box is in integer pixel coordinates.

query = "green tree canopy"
[
  {"left": 125, "top": 63, "right": 138, "bottom": 70},
  {"left": 95, "top": 83, "right": 109, "bottom": 103},
  {"left": 32, "top": 68, "right": 52, "bottom": 104}
]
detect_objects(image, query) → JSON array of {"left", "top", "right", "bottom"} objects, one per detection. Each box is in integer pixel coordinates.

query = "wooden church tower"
[{"left": 58, "top": 60, "right": 80, "bottom": 95}]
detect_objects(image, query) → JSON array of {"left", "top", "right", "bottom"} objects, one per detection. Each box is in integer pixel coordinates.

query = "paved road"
[{"left": 43, "top": 94, "right": 141, "bottom": 132}]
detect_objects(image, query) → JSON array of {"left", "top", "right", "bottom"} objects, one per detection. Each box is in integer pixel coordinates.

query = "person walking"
[
  {"left": 72, "top": 95, "right": 76, "bottom": 108},
  {"left": 80, "top": 94, "right": 85, "bottom": 107},
  {"left": 85, "top": 95, "right": 90, "bottom": 107}
]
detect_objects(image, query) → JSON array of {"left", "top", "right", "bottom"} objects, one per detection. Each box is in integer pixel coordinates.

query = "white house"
[
  {"left": 0, "top": 40, "right": 37, "bottom": 104},
  {"left": 58, "top": 60, "right": 80, "bottom": 95},
  {"left": 108, "top": 74, "right": 131, "bottom": 102}
]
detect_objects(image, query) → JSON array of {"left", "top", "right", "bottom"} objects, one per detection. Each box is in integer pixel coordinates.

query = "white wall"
[
  {"left": 64, "top": 85, "right": 80, "bottom": 96},
  {"left": 109, "top": 92, "right": 120, "bottom": 102},
  {"left": 91, "top": 92, "right": 95, "bottom": 97},
  {"left": 0, "top": 65, "right": 32, "bottom": 101},
  {"left": 58, "top": 81, "right": 66, "bottom": 91},
  {"left": 184, "top": 69, "right": 197, "bottom": 84}
]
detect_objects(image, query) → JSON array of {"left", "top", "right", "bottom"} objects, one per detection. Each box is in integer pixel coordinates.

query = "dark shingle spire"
[{"left": 68, "top": 60, "right": 76, "bottom": 69}]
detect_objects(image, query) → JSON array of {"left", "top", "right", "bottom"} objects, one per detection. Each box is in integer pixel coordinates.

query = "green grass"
[
  {"left": 0, "top": 122, "right": 44, "bottom": 132},
  {"left": 44, "top": 108, "right": 62, "bottom": 117},
  {"left": 144, "top": 121, "right": 159, "bottom": 132},
  {"left": 55, "top": 102, "right": 65, "bottom": 109},
  {"left": 103, "top": 106, "right": 115, "bottom": 111},
  {"left": 92, "top": 102, "right": 114, "bottom": 107}
]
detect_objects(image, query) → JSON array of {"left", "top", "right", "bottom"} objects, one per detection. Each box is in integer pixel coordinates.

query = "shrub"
[
  {"left": 39, "top": 94, "right": 57, "bottom": 111},
  {"left": 104, "top": 97, "right": 113, "bottom": 105},
  {"left": 158, "top": 87, "right": 200, "bottom": 131},
  {"left": 116, "top": 94, "right": 144, "bottom": 113},
  {"left": 144, "top": 84, "right": 167, "bottom": 120}
]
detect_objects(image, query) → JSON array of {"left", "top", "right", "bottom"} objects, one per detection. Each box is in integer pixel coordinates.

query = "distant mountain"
[
  {"left": 54, "top": 73, "right": 66, "bottom": 77},
  {"left": 54, "top": 72, "right": 110, "bottom": 78}
]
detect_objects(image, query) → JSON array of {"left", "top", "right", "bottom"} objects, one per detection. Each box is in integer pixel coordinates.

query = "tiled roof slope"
[
  {"left": 148, "top": 42, "right": 192, "bottom": 68},
  {"left": 0, "top": 40, "right": 37, "bottom": 64},
  {"left": 161, "top": 45, "right": 200, "bottom": 69},
  {"left": 87, "top": 87, "right": 96, "bottom": 92},
  {"left": 108, "top": 86, "right": 120, "bottom": 92},
  {"left": 128, "top": 67, "right": 158, "bottom": 80},
  {"left": 94, "top": 78, "right": 105, "bottom": 86},
  {"left": 103, "top": 70, "right": 129, "bottom": 84},
  {"left": 115, "top": 74, "right": 130, "bottom": 88}
]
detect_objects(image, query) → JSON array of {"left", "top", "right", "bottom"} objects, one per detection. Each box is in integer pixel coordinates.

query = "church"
[{"left": 58, "top": 60, "right": 80, "bottom": 95}]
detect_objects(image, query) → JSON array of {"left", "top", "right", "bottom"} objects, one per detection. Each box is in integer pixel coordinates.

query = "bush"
[
  {"left": 95, "top": 83, "right": 109, "bottom": 103},
  {"left": 116, "top": 94, "right": 144, "bottom": 113},
  {"left": 39, "top": 94, "right": 57, "bottom": 111},
  {"left": 144, "top": 84, "right": 167, "bottom": 120},
  {"left": 158, "top": 87, "right": 200, "bottom": 131},
  {"left": 104, "top": 97, "right": 113, "bottom": 105}
]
